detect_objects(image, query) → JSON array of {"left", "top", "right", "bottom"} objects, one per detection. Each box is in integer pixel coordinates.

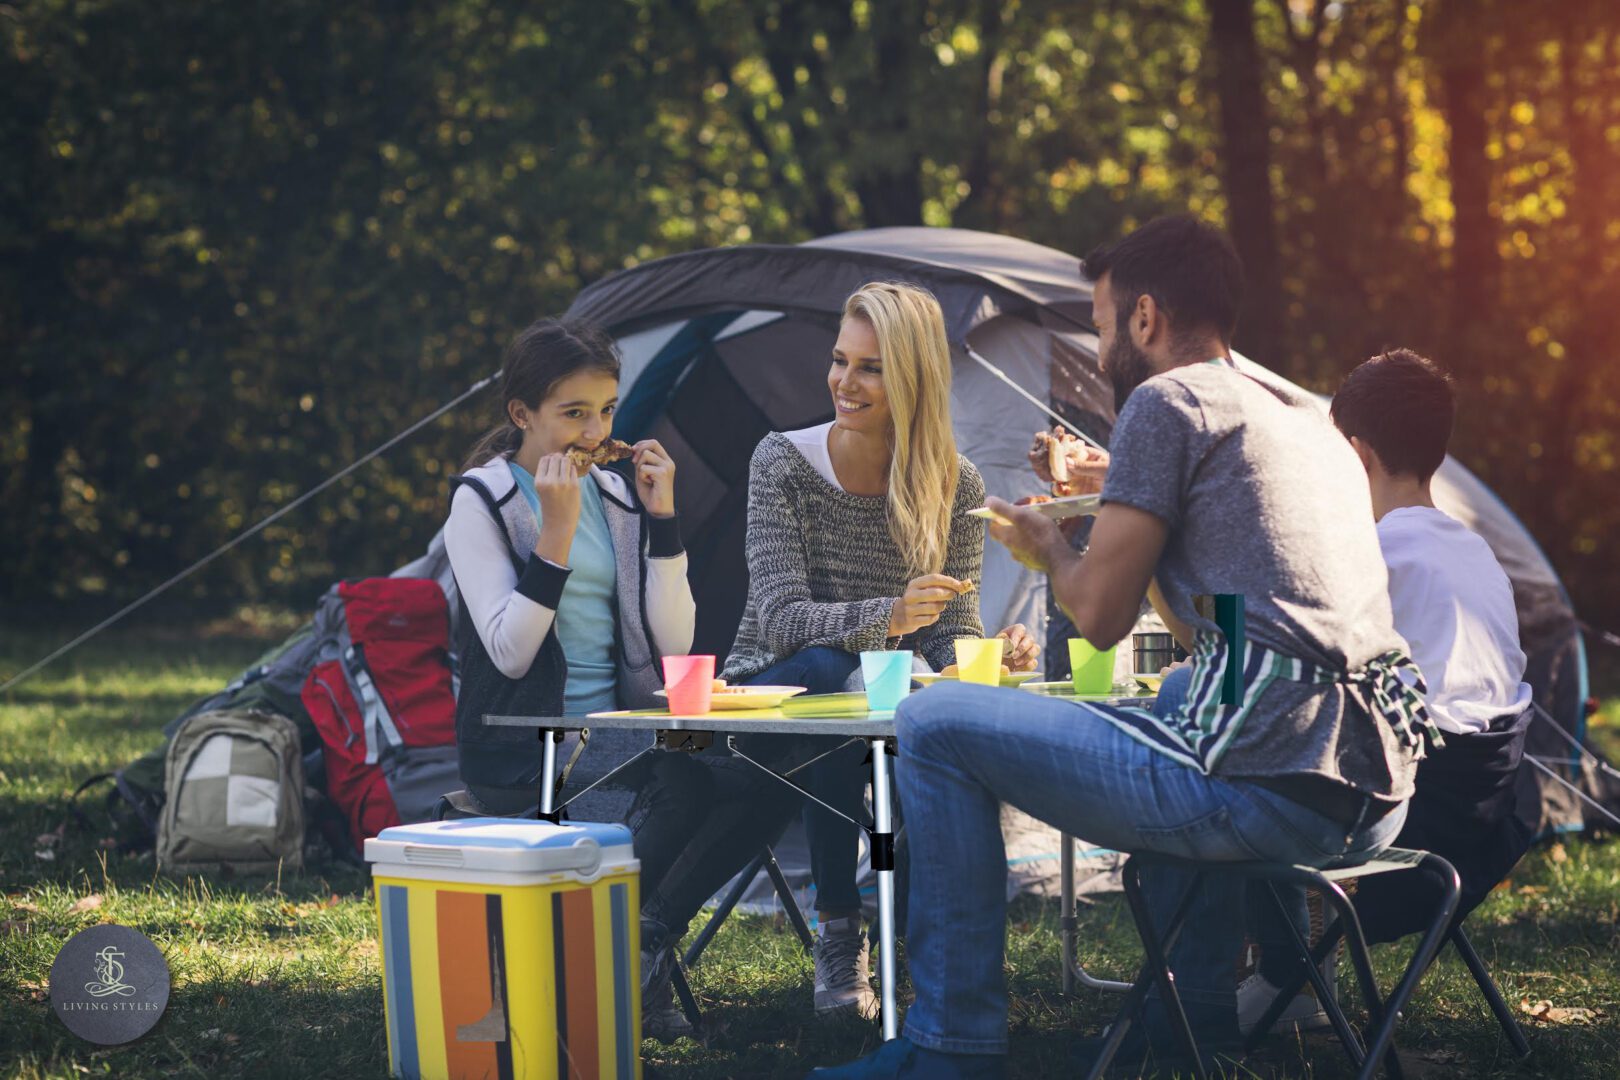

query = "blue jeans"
[{"left": 893, "top": 677, "right": 1407, "bottom": 1055}]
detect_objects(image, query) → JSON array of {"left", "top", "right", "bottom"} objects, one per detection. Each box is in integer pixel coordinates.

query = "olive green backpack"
[{"left": 156, "top": 708, "right": 307, "bottom": 876}]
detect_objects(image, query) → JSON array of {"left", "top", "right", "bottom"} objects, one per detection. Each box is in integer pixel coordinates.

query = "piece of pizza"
[{"left": 566, "top": 438, "right": 634, "bottom": 469}]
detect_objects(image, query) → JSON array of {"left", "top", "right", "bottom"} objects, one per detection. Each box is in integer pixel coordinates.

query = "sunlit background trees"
[{"left": 4, "top": 0, "right": 1616, "bottom": 632}]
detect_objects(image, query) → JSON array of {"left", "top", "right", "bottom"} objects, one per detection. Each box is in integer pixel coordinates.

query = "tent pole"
[
  {"left": 963, "top": 345, "right": 1107, "bottom": 451},
  {"left": 0, "top": 370, "right": 503, "bottom": 694}
]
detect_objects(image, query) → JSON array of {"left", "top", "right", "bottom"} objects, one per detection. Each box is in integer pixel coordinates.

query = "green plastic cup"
[{"left": 1068, "top": 638, "right": 1117, "bottom": 695}]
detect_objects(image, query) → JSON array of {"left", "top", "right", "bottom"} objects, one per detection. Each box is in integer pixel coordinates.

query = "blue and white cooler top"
[{"left": 364, "top": 818, "right": 637, "bottom": 887}]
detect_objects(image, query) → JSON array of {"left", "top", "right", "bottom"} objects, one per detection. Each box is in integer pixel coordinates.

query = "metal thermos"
[{"left": 1132, "top": 632, "right": 1177, "bottom": 675}]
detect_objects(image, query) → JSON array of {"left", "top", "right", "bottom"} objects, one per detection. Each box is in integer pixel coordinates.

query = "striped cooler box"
[{"left": 365, "top": 819, "right": 641, "bottom": 1080}]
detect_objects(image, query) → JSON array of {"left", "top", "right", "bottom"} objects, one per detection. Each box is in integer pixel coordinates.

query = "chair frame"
[{"left": 1086, "top": 847, "right": 1462, "bottom": 1080}]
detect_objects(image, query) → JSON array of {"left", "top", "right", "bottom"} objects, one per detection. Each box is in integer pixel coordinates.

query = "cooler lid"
[{"left": 364, "top": 818, "right": 635, "bottom": 878}]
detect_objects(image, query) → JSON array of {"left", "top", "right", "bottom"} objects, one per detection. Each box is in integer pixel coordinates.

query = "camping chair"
[
  {"left": 1086, "top": 846, "right": 1461, "bottom": 1080},
  {"left": 683, "top": 841, "right": 815, "bottom": 967}
]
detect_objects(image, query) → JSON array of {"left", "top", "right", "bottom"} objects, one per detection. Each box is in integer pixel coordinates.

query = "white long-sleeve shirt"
[{"left": 444, "top": 463, "right": 695, "bottom": 680}]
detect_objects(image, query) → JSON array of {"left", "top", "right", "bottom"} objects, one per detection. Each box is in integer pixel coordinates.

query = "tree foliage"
[{"left": 3, "top": 0, "right": 1616, "bottom": 631}]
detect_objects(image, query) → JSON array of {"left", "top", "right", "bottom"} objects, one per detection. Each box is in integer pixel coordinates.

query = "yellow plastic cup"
[
  {"left": 954, "top": 638, "right": 1005, "bottom": 686},
  {"left": 1068, "top": 638, "right": 1117, "bottom": 695}
]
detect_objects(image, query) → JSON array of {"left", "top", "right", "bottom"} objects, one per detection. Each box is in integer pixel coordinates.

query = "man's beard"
[{"left": 1103, "top": 334, "right": 1155, "bottom": 412}]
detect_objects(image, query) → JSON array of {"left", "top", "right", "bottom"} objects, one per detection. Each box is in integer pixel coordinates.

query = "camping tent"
[{"left": 565, "top": 225, "right": 1602, "bottom": 841}]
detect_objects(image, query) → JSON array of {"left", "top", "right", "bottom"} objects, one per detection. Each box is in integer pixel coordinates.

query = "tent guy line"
[
  {"left": 0, "top": 369, "right": 504, "bottom": 695},
  {"left": 1526, "top": 754, "right": 1620, "bottom": 831},
  {"left": 1532, "top": 702, "right": 1620, "bottom": 784}
]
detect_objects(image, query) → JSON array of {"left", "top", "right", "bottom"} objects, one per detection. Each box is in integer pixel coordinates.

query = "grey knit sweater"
[{"left": 722, "top": 432, "right": 987, "bottom": 681}]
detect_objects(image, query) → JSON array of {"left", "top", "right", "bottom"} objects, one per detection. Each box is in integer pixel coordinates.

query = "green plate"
[{"left": 779, "top": 692, "right": 879, "bottom": 717}]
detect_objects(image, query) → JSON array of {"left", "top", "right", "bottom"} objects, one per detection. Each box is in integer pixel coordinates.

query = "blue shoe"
[{"left": 808, "top": 1036, "right": 1006, "bottom": 1079}]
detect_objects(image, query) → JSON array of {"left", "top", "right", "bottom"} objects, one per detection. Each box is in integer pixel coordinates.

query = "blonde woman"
[{"left": 634, "top": 282, "right": 1038, "bottom": 1036}]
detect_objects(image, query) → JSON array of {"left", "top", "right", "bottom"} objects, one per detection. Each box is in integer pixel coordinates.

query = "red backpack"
[{"left": 300, "top": 578, "right": 460, "bottom": 851}]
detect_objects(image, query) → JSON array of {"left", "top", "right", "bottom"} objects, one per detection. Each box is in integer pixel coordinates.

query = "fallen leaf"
[
  {"left": 1548, "top": 843, "right": 1569, "bottom": 864},
  {"left": 96, "top": 838, "right": 118, "bottom": 850},
  {"left": 1, "top": 920, "right": 29, "bottom": 935},
  {"left": 35, "top": 823, "right": 66, "bottom": 848},
  {"left": 67, "top": 894, "right": 104, "bottom": 915},
  {"left": 33, "top": 850, "right": 56, "bottom": 862},
  {"left": 1521, "top": 998, "right": 1605, "bottom": 1025},
  {"left": 12, "top": 900, "right": 41, "bottom": 914}
]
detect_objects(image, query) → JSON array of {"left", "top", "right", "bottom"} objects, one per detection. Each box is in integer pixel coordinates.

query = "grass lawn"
[{"left": 2, "top": 621, "right": 1618, "bottom": 1078}]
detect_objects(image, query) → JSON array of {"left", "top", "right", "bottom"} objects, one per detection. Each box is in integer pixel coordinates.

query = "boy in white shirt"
[{"left": 1241, "top": 348, "right": 1536, "bottom": 1034}]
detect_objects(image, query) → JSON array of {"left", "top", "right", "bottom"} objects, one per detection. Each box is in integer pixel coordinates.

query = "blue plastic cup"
[{"left": 860, "top": 650, "right": 914, "bottom": 712}]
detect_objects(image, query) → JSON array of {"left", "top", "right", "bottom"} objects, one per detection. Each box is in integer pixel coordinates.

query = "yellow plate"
[
  {"left": 1134, "top": 673, "right": 1165, "bottom": 691},
  {"left": 654, "top": 685, "right": 808, "bottom": 710},
  {"left": 912, "top": 671, "right": 1041, "bottom": 688}
]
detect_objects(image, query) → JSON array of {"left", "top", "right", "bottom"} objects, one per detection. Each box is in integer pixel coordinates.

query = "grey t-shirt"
[{"left": 1100, "top": 361, "right": 1418, "bottom": 802}]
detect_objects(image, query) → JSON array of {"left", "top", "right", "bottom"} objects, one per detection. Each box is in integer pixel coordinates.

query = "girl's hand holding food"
[
  {"left": 534, "top": 452, "right": 583, "bottom": 565},
  {"left": 632, "top": 439, "right": 677, "bottom": 518}
]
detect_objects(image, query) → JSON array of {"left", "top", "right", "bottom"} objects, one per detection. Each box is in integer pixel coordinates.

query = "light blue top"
[{"left": 509, "top": 462, "right": 619, "bottom": 716}]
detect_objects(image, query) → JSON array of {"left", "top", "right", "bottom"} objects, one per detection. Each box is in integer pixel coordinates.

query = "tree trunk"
[
  {"left": 1533, "top": 10, "right": 1607, "bottom": 548},
  {"left": 1433, "top": 1, "right": 1497, "bottom": 334},
  {"left": 851, "top": 0, "right": 925, "bottom": 227},
  {"left": 1208, "top": 0, "right": 1286, "bottom": 370}
]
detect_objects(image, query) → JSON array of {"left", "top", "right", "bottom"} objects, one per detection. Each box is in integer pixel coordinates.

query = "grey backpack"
[{"left": 157, "top": 708, "right": 306, "bottom": 875}]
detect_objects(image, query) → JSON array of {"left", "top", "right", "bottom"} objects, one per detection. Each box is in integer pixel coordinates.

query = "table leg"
[
  {"left": 539, "top": 728, "right": 558, "bottom": 823},
  {"left": 1061, "top": 832, "right": 1076, "bottom": 994},
  {"left": 870, "top": 736, "right": 899, "bottom": 1041}
]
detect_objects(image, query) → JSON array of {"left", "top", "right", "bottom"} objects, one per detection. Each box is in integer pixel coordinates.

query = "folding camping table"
[{"left": 487, "top": 685, "right": 1154, "bottom": 1041}]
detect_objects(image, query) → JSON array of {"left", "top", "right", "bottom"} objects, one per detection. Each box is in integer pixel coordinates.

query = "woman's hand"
[
  {"left": 633, "top": 439, "right": 676, "bottom": 518},
  {"left": 888, "top": 574, "right": 964, "bottom": 638},
  {"left": 533, "top": 452, "right": 582, "bottom": 565},
  {"left": 995, "top": 623, "right": 1041, "bottom": 671}
]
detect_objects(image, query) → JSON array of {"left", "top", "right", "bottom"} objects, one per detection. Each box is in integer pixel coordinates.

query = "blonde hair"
[{"left": 843, "top": 282, "right": 959, "bottom": 576}]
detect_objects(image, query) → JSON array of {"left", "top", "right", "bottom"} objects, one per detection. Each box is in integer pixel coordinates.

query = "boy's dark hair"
[
  {"left": 1330, "top": 348, "right": 1456, "bottom": 480},
  {"left": 1081, "top": 214, "right": 1245, "bottom": 349}
]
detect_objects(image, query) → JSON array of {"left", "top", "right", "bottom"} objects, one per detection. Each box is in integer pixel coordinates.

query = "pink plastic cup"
[{"left": 662, "top": 655, "right": 716, "bottom": 715}]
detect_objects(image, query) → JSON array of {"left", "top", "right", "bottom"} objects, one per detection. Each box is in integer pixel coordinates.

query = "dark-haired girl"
[{"left": 444, "top": 317, "right": 695, "bottom": 814}]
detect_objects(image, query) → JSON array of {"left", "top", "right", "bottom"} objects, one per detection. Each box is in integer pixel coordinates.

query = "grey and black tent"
[{"left": 565, "top": 225, "right": 1606, "bottom": 838}]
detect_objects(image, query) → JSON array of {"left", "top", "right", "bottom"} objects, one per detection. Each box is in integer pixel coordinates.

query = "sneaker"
[
  {"left": 813, "top": 916, "right": 879, "bottom": 1019},
  {"left": 641, "top": 941, "right": 695, "bottom": 1043},
  {"left": 1236, "top": 971, "right": 1332, "bottom": 1037}
]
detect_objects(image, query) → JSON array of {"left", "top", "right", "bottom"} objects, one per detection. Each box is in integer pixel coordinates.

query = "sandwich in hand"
[{"left": 566, "top": 439, "right": 634, "bottom": 469}]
